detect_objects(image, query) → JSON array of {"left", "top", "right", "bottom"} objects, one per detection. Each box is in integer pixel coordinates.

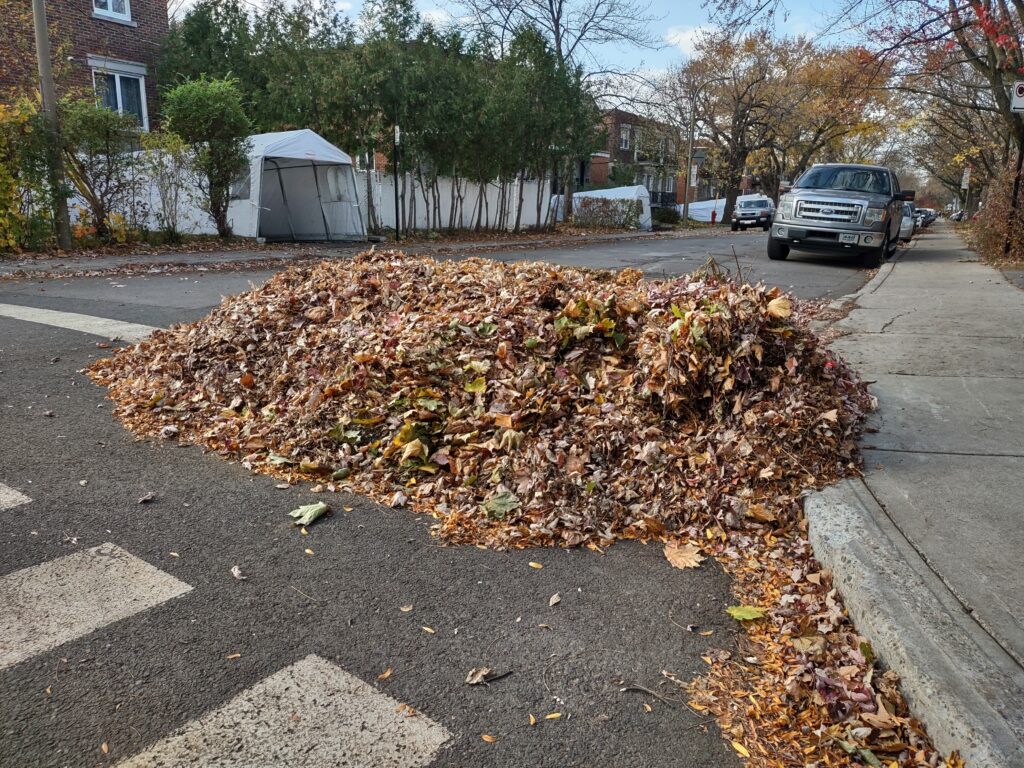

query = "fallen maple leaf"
[{"left": 663, "top": 542, "right": 705, "bottom": 570}]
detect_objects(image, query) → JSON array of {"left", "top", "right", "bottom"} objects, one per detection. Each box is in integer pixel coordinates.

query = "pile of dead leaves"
[
  {"left": 87, "top": 248, "right": 964, "bottom": 766},
  {"left": 88, "top": 248, "right": 870, "bottom": 548}
]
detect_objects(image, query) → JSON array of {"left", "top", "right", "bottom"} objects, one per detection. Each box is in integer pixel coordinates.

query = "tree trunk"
[
  {"left": 563, "top": 157, "right": 575, "bottom": 226},
  {"left": 514, "top": 169, "right": 525, "bottom": 233}
]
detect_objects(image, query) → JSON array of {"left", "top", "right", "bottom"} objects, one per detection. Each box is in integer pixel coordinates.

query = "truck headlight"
[
  {"left": 864, "top": 207, "right": 886, "bottom": 225},
  {"left": 779, "top": 196, "right": 794, "bottom": 218}
]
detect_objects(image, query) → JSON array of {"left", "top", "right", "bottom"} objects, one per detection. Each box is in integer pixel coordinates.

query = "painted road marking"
[
  {"left": 0, "top": 303, "right": 158, "bottom": 342},
  {"left": 0, "top": 483, "right": 30, "bottom": 510},
  {"left": 0, "top": 542, "right": 192, "bottom": 670},
  {"left": 116, "top": 655, "right": 452, "bottom": 768}
]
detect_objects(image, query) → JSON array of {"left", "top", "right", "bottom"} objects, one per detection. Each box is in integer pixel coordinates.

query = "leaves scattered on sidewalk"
[
  {"left": 87, "top": 249, "right": 959, "bottom": 766},
  {"left": 685, "top": 523, "right": 964, "bottom": 768}
]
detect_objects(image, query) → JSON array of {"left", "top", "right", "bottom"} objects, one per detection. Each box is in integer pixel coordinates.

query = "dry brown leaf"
[
  {"left": 663, "top": 542, "right": 704, "bottom": 570},
  {"left": 101, "top": 742, "right": 109, "bottom": 755},
  {"left": 225, "top": 653, "right": 241, "bottom": 660},
  {"left": 481, "top": 734, "right": 497, "bottom": 743},
  {"left": 528, "top": 562, "right": 543, "bottom": 570},
  {"left": 399, "top": 604, "right": 414, "bottom": 612},
  {"left": 465, "top": 667, "right": 493, "bottom": 685},
  {"left": 767, "top": 296, "right": 792, "bottom": 318},
  {"left": 422, "top": 626, "right": 436, "bottom": 634},
  {"left": 377, "top": 666, "right": 393, "bottom": 681}
]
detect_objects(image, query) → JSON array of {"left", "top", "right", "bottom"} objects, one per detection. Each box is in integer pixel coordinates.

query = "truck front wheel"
[
  {"left": 767, "top": 237, "right": 790, "bottom": 261},
  {"left": 860, "top": 234, "right": 887, "bottom": 268}
]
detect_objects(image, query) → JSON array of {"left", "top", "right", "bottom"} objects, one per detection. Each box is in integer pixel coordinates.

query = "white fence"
[{"left": 355, "top": 170, "right": 555, "bottom": 234}]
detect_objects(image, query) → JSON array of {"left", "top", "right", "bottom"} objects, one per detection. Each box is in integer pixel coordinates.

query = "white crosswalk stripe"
[
  {"left": 0, "top": 542, "right": 192, "bottom": 670},
  {"left": 0, "top": 303, "right": 158, "bottom": 341},
  {"left": 115, "top": 654, "right": 452, "bottom": 768},
  {"left": 0, "top": 483, "right": 31, "bottom": 511}
]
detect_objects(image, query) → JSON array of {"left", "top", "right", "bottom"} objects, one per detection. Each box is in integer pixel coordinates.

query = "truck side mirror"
[{"left": 900, "top": 190, "right": 916, "bottom": 201}]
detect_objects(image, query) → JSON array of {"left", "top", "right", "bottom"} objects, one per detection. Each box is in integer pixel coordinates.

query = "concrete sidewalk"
[{"left": 807, "top": 223, "right": 1024, "bottom": 766}]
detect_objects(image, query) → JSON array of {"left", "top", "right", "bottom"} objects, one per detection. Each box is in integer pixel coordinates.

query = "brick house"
[
  {"left": 0, "top": 0, "right": 168, "bottom": 129},
  {"left": 587, "top": 109, "right": 680, "bottom": 207}
]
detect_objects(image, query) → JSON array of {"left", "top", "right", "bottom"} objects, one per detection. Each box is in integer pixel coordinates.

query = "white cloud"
[
  {"left": 420, "top": 7, "right": 452, "bottom": 26},
  {"left": 664, "top": 26, "right": 716, "bottom": 59}
]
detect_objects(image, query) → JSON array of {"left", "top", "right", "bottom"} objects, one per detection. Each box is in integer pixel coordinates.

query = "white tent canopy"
[
  {"left": 230, "top": 130, "right": 366, "bottom": 242},
  {"left": 551, "top": 185, "right": 653, "bottom": 231}
]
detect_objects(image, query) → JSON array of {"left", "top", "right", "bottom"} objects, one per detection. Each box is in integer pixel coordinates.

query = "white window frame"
[
  {"left": 88, "top": 56, "right": 149, "bottom": 131},
  {"left": 93, "top": 0, "right": 132, "bottom": 22},
  {"left": 619, "top": 125, "right": 630, "bottom": 151}
]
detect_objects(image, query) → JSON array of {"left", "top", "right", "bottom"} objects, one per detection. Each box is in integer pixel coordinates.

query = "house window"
[
  {"left": 91, "top": 63, "right": 148, "bottom": 130},
  {"left": 93, "top": 0, "right": 131, "bottom": 21},
  {"left": 619, "top": 125, "right": 630, "bottom": 151}
]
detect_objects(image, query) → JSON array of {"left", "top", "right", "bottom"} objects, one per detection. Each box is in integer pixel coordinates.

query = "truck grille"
[{"left": 796, "top": 200, "right": 862, "bottom": 223}]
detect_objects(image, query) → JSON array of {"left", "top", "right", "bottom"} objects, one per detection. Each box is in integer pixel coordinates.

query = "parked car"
[
  {"left": 899, "top": 202, "right": 916, "bottom": 242},
  {"left": 768, "top": 163, "right": 914, "bottom": 267},
  {"left": 731, "top": 198, "right": 775, "bottom": 231}
]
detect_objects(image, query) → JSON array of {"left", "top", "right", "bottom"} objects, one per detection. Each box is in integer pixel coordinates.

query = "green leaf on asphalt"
[
  {"left": 288, "top": 502, "right": 330, "bottom": 526},
  {"left": 482, "top": 491, "right": 520, "bottom": 519},
  {"left": 465, "top": 377, "right": 487, "bottom": 394},
  {"left": 726, "top": 605, "right": 766, "bottom": 621}
]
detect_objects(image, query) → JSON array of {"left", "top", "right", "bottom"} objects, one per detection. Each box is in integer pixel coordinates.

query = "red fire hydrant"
[{"left": 711, "top": 209, "right": 718, "bottom": 225}]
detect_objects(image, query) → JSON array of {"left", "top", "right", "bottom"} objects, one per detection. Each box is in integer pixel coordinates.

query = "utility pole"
[
  {"left": 682, "top": 92, "right": 697, "bottom": 228},
  {"left": 682, "top": 75, "right": 729, "bottom": 228},
  {"left": 393, "top": 124, "right": 401, "bottom": 242},
  {"left": 31, "top": 0, "right": 72, "bottom": 250}
]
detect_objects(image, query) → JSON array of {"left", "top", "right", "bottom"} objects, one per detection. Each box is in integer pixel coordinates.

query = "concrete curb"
[{"left": 806, "top": 478, "right": 1024, "bottom": 766}]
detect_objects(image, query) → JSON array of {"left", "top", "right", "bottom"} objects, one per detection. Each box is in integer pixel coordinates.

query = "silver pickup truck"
[{"left": 768, "top": 163, "right": 915, "bottom": 267}]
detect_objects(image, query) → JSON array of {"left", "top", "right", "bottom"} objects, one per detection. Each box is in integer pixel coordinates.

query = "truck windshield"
[{"left": 795, "top": 166, "right": 891, "bottom": 195}]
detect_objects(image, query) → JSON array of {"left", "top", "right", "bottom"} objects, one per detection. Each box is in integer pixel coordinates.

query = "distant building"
[
  {"left": 587, "top": 108, "right": 680, "bottom": 207},
  {"left": 0, "top": 0, "right": 169, "bottom": 129}
]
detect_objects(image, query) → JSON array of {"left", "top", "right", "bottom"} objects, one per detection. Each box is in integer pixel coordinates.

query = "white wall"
[
  {"left": 355, "top": 170, "right": 555, "bottom": 233},
  {"left": 80, "top": 159, "right": 556, "bottom": 239}
]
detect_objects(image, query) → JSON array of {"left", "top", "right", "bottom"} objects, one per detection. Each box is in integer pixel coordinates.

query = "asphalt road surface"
[
  {"left": 452, "top": 230, "right": 873, "bottom": 300},
  {"left": 0, "top": 231, "right": 872, "bottom": 767}
]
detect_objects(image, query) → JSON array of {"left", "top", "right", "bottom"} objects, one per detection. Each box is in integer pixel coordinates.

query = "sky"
[{"left": 339, "top": 0, "right": 836, "bottom": 71}]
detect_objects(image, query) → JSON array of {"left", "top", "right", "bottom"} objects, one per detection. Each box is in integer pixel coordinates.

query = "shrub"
[
  {"left": 572, "top": 197, "right": 643, "bottom": 228},
  {"left": 0, "top": 98, "right": 54, "bottom": 251},
  {"left": 971, "top": 157, "right": 1024, "bottom": 263},
  {"left": 60, "top": 98, "right": 145, "bottom": 242},
  {"left": 140, "top": 130, "right": 191, "bottom": 242},
  {"left": 162, "top": 77, "right": 251, "bottom": 238},
  {"left": 652, "top": 206, "right": 680, "bottom": 226}
]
